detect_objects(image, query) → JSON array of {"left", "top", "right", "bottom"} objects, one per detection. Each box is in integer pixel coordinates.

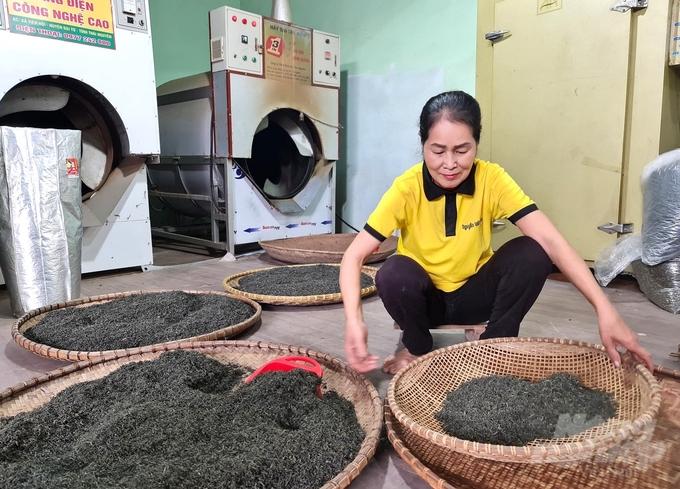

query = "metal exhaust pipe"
[{"left": 271, "top": 0, "right": 292, "bottom": 22}]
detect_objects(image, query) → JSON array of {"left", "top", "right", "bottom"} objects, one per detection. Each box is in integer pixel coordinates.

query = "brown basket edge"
[
  {"left": 259, "top": 235, "right": 397, "bottom": 265},
  {"left": 654, "top": 364, "right": 680, "bottom": 380},
  {"left": 222, "top": 264, "right": 378, "bottom": 306},
  {"left": 11, "top": 290, "right": 263, "bottom": 362},
  {"left": 384, "top": 401, "right": 458, "bottom": 489}
]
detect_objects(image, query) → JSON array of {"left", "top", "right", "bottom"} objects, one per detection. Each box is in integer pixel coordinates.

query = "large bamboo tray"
[
  {"left": 12, "top": 290, "right": 261, "bottom": 362},
  {"left": 223, "top": 264, "right": 378, "bottom": 306},
  {"left": 385, "top": 365, "right": 680, "bottom": 489},
  {"left": 0, "top": 340, "right": 383, "bottom": 489},
  {"left": 259, "top": 234, "right": 398, "bottom": 264},
  {"left": 387, "top": 337, "right": 661, "bottom": 465}
]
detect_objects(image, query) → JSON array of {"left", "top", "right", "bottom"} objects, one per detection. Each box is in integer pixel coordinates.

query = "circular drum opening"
[
  {"left": 0, "top": 78, "right": 118, "bottom": 200},
  {"left": 236, "top": 109, "right": 321, "bottom": 200}
]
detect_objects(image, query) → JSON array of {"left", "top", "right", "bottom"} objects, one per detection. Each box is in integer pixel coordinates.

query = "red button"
[
  {"left": 242, "top": 18, "right": 247, "bottom": 24},
  {"left": 232, "top": 15, "right": 237, "bottom": 22},
  {"left": 252, "top": 20, "right": 257, "bottom": 27}
]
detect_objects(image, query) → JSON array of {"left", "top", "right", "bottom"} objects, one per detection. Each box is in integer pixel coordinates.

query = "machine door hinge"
[
  {"left": 485, "top": 30, "right": 510, "bottom": 44},
  {"left": 610, "top": 0, "right": 648, "bottom": 13},
  {"left": 597, "top": 222, "right": 634, "bottom": 235}
]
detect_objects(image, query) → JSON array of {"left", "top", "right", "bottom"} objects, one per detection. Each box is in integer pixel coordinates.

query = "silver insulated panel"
[{"left": 0, "top": 127, "right": 82, "bottom": 317}]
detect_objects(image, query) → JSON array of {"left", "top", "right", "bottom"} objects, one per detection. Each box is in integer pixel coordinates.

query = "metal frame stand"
[{"left": 149, "top": 156, "right": 235, "bottom": 254}]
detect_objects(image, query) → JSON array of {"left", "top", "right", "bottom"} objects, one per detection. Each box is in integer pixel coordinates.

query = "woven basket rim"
[
  {"left": 386, "top": 336, "right": 663, "bottom": 462},
  {"left": 0, "top": 340, "right": 384, "bottom": 489},
  {"left": 222, "top": 263, "right": 378, "bottom": 306},
  {"left": 384, "top": 401, "right": 457, "bottom": 489},
  {"left": 11, "top": 290, "right": 262, "bottom": 362},
  {"left": 654, "top": 364, "right": 680, "bottom": 379},
  {"left": 258, "top": 234, "right": 398, "bottom": 265},
  {"left": 385, "top": 367, "right": 680, "bottom": 489}
]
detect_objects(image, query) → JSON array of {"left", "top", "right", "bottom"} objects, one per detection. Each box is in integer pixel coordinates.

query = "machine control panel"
[
  {"left": 0, "top": 0, "right": 6, "bottom": 31},
  {"left": 209, "top": 7, "right": 263, "bottom": 76},
  {"left": 115, "top": 0, "right": 148, "bottom": 32},
  {"left": 312, "top": 30, "right": 340, "bottom": 87}
]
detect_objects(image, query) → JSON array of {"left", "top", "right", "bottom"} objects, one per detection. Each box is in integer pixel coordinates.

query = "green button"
[
  {"left": 242, "top": 55, "right": 248, "bottom": 61},
  {"left": 252, "top": 57, "right": 257, "bottom": 62}
]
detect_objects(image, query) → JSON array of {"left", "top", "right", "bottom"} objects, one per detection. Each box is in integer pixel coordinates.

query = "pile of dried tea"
[
  {"left": 435, "top": 373, "right": 618, "bottom": 446},
  {"left": 236, "top": 264, "right": 374, "bottom": 296},
  {"left": 0, "top": 350, "right": 364, "bottom": 489},
  {"left": 23, "top": 291, "right": 255, "bottom": 351}
]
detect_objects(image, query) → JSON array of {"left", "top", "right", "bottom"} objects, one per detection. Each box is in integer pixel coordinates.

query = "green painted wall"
[
  {"left": 151, "top": 0, "right": 477, "bottom": 93},
  {"left": 242, "top": 0, "right": 476, "bottom": 88},
  {"left": 150, "top": 0, "right": 240, "bottom": 87}
]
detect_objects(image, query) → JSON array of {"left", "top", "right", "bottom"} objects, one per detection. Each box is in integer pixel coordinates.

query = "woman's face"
[{"left": 423, "top": 119, "right": 477, "bottom": 190}]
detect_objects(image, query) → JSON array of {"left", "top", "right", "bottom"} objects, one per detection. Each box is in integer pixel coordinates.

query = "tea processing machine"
[
  {"left": 0, "top": 0, "right": 159, "bottom": 282},
  {"left": 150, "top": 2, "right": 341, "bottom": 254}
]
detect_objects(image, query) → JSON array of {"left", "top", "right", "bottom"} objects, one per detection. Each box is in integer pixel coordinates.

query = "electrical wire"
[
  {"left": 148, "top": 199, "right": 166, "bottom": 213},
  {"left": 305, "top": 113, "right": 344, "bottom": 130},
  {"left": 335, "top": 212, "right": 360, "bottom": 233},
  {"left": 209, "top": 109, "right": 226, "bottom": 213}
]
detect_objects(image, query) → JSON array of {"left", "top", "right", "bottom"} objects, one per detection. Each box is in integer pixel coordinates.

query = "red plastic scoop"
[{"left": 244, "top": 356, "right": 324, "bottom": 396}]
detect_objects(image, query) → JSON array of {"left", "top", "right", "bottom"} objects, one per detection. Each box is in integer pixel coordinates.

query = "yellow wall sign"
[
  {"left": 8, "top": 0, "right": 115, "bottom": 49},
  {"left": 538, "top": 0, "right": 562, "bottom": 15},
  {"left": 264, "top": 19, "right": 312, "bottom": 85}
]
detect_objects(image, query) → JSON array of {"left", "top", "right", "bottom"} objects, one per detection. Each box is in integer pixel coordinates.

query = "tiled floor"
[{"left": 1, "top": 244, "right": 679, "bottom": 488}]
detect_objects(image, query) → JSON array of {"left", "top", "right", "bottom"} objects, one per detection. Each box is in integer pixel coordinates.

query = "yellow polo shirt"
[{"left": 365, "top": 159, "right": 537, "bottom": 292}]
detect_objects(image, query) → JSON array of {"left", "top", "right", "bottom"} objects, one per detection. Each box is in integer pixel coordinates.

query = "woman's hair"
[{"left": 419, "top": 91, "right": 482, "bottom": 145}]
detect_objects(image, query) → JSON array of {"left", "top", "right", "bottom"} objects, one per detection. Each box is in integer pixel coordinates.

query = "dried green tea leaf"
[
  {"left": 435, "top": 373, "right": 617, "bottom": 446},
  {"left": 0, "top": 350, "right": 364, "bottom": 489},
  {"left": 24, "top": 291, "right": 254, "bottom": 351},
  {"left": 236, "top": 265, "right": 373, "bottom": 296}
]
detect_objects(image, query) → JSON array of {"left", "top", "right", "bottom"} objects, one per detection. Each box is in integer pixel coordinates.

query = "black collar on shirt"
[
  {"left": 422, "top": 162, "right": 477, "bottom": 237},
  {"left": 422, "top": 162, "right": 477, "bottom": 200}
]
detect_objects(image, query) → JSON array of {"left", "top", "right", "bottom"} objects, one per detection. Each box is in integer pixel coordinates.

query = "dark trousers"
[{"left": 375, "top": 237, "right": 552, "bottom": 355}]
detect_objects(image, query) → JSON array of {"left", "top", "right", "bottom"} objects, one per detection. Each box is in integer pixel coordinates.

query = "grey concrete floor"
[{"left": 0, "top": 244, "right": 678, "bottom": 488}]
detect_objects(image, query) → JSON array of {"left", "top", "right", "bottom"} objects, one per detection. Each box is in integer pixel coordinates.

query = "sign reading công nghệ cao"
[{"left": 8, "top": 0, "right": 115, "bottom": 49}]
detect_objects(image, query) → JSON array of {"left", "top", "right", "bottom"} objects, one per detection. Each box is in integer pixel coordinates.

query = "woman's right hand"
[
  {"left": 340, "top": 230, "right": 383, "bottom": 373},
  {"left": 344, "top": 321, "right": 378, "bottom": 373}
]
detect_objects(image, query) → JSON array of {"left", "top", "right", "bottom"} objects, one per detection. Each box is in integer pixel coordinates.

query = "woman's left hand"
[
  {"left": 516, "top": 211, "right": 654, "bottom": 372},
  {"left": 598, "top": 307, "right": 654, "bottom": 371}
]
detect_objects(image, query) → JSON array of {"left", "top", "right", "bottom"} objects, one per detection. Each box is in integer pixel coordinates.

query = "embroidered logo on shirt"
[{"left": 462, "top": 219, "right": 482, "bottom": 231}]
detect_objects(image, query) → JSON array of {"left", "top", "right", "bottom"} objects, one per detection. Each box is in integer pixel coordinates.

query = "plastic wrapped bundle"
[
  {"left": 0, "top": 127, "right": 82, "bottom": 317},
  {"left": 641, "top": 149, "right": 680, "bottom": 266},
  {"left": 594, "top": 234, "right": 642, "bottom": 287},
  {"left": 631, "top": 259, "right": 680, "bottom": 314}
]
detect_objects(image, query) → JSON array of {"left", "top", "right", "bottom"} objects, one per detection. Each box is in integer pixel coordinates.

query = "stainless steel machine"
[
  {"left": 150, "top": 1, "right": 341, "bottom": 255},
  {"left": 0, "top": 0, "right": 159, "bottom": 282}
]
